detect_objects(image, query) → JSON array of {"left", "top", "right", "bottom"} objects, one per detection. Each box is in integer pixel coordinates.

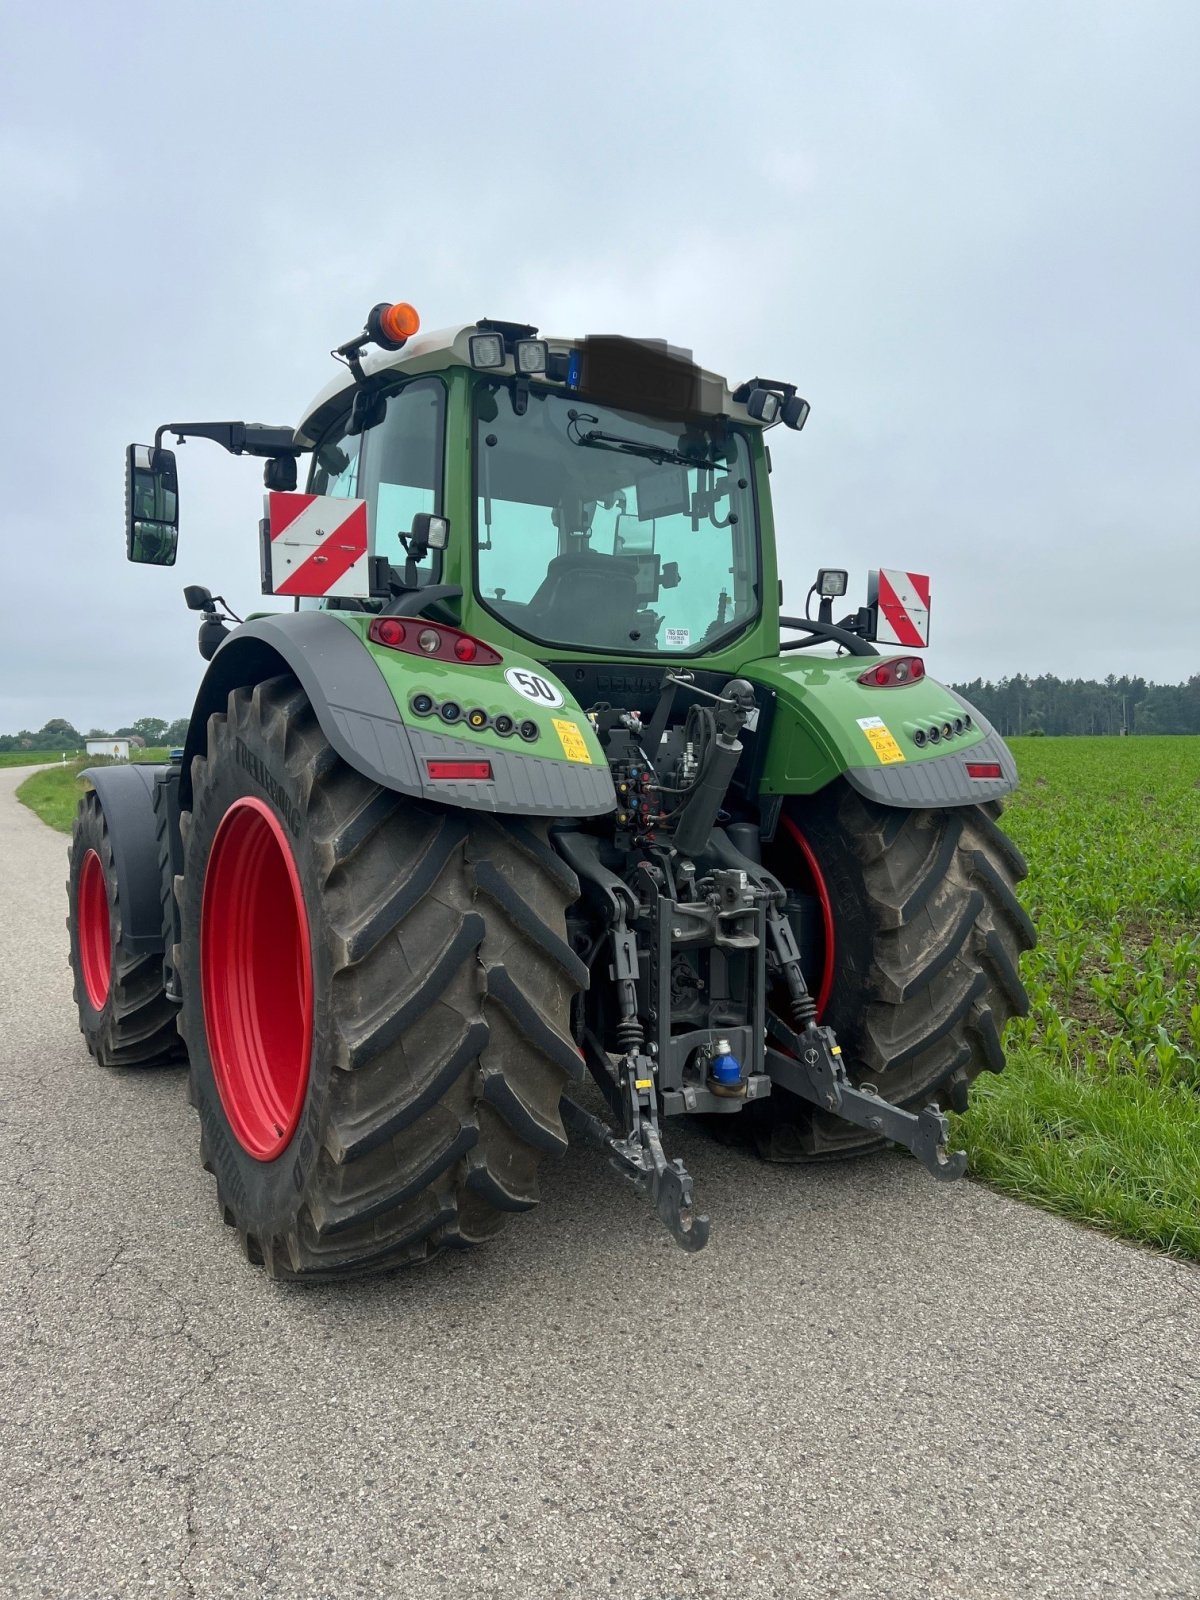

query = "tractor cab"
[{"left": 281, "top": 316, "right": 800, "bottom": 671}]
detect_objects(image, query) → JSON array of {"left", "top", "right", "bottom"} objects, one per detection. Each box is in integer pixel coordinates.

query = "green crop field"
[
  {"left": 16, "top": 734, "right": 1199, "bottom": 1257},
  {"left": 959, "top": 736, "right": 1200, "bottom": 1257}
]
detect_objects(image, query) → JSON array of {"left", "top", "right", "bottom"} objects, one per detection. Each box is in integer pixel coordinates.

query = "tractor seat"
[{"left": 526, "top": 550, "right": 641, "bottom": 644}]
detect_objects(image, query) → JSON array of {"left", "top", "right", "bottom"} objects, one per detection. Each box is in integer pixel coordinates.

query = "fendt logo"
[
  {"left": 594, "top": 672, "right": 661, "bottom": 696},
  {"left": 235, "top": 739, "right": 303, "bottom": 834}
]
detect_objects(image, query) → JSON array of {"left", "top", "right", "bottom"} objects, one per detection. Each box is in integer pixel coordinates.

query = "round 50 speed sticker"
[{"left": 504, "top": 667, "right": 565, "bottom": 708}]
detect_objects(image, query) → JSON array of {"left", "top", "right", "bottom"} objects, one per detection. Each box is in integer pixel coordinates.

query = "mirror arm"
[{"left": 154, "top": 421, "right": 304, "bottom": 459}]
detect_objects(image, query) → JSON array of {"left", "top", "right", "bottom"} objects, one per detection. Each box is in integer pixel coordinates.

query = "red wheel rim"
[
  {"left": 779, "top": 814, "right": 836, "bottom": 1019},
  {"left": 78, "top": 848, "right": 112, "bottom": 1010},
  {"left": 201, "top": 797, "right": 313, "bottom": 1161}
]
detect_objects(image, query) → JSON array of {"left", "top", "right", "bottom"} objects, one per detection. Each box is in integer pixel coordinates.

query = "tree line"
[
  {"left": 0, "top": 717, "right": 191, "bottom": 753},
  {"left": 3, "top": 674, "right": 1199, "bottom": 752},
  {"left": 949, "top": 675, "right": 1200, "bottom": 737}
]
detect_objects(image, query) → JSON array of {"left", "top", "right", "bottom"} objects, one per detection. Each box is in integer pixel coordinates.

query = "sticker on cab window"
[
  {"left": 665, "top": 627, "right": 691, "bottom": 648},
  {"left": 552, "top": 718, "right": 593, "bottom": 764},
  {"left": 856, "top": 715, "right": 906, "bottom": 764}
]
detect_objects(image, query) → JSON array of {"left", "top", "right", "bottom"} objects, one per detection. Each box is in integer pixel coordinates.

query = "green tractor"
[{"left": 68, "top": 304, "right": 1033, "bottom": 1274}]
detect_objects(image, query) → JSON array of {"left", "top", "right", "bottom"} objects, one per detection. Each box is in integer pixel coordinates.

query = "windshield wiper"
[{"left": 567, "top": 419, "right": 722, "bottom": 472}]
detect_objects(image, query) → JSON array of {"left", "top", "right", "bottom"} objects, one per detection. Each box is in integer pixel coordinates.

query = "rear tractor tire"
[
  {"left": 759, "top": 782, "right": 1035, "bottom": 1160},
  {"left": 177, "top": 674, "right": 585, "bottom": 1278},
  {"left": 67, "top": 790, "right": 182, "bottom": 1068}
]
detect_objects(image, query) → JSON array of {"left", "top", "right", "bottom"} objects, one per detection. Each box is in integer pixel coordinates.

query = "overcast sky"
[{"left": 1, "top": 0, "right": 1196, "bottom": 733}]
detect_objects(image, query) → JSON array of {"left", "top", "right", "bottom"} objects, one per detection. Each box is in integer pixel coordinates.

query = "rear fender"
[
  {"left": 180, "top": 611, "right": 615, "bottom": 818},
  {"left": 80, "top": 764, "right": 170, "bottom": 956},
  {"left": 745, "top": 654, "right": 1019, "bottom": 808}
]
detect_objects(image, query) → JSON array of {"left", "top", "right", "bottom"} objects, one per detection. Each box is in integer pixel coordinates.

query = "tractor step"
[{"left": 765, "top": 1018, "right": 966, "bottom": 1182}]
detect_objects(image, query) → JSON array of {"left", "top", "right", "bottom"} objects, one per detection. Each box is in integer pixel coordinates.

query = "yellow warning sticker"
[
  {"left": 552, "top": 718, "right": 593, "bottom": 765},
  {"left": 856, "top": 715, "right": 906, "bottom": 764}
]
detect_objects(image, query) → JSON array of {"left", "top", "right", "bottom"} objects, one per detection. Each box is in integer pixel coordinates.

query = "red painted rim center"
[
  {"left": 777, "top": 814, "right": 836, "bottom": 1019},
  {"left": 201, "top": 797, "right": 313, "bottom": 1161},
  {"left": 78, "top": 848, "right": 112, "bottom": 1010}
]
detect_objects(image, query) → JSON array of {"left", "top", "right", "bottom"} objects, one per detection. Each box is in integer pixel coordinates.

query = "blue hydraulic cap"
[{"left": 709, "top": 1039, "right": 743, "bottom": 1088}]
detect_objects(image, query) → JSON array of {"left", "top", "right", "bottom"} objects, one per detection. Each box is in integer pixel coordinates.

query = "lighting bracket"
[
  {"left": 732, "top": 377, "right": 798, "bottom": 403},
  {"left": 476, "top": 317, "right": 539, "bottom": 351}
]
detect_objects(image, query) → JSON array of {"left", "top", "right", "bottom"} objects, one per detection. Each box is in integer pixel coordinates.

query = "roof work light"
[
  {"left": 469, "top": 332, "right": 507, "bottom": 369},
  {"left": 515, "top": 339, "right": 549, "bottom": 374}
]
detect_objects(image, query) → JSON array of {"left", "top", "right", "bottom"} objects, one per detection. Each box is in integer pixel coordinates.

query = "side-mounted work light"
[
  {"left": 745, "top": 387, "right": 781, "bottom": 424},
  {"left": 734, "top": 378, "right": 810, "bottom": 431},
  {"left": 782, "top": 395, "right": 810, "bottom": 431}
]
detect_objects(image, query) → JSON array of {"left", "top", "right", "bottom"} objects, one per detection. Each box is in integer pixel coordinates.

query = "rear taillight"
[
  {"left": 965, "top": 761, "right": 1003, "bottom": 779},
  {"left": 857, "top": 656, "right": 925, "bottom": 687},
  {"left": 426, "top": 760, "right": 493, "bottom": 781},
  {"left": 368, "top": 617, "right": 502, "bottom": 666}
]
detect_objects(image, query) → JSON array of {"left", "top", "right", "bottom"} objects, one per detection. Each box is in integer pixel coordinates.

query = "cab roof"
[{"left": 295, "top": 323, "right": 750, "bottom": 447}]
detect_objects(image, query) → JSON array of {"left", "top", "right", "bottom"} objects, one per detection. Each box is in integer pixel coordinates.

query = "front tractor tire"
[
  {"left": 67, "top": 790, "right": 181, "bottom": 1068},
  {"left": 760, "top": 783, "right": 1035, "bottom": 1160},
  {"left": 177, "top": 675, "right": 584, "bottom": 1279}
]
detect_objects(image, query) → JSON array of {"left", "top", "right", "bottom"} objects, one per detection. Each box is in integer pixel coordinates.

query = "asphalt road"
[{"left": 1, "top": 763, "right": 1196, "bottom": 1600}]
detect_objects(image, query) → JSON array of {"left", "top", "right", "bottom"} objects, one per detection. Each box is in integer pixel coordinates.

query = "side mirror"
[{"left": 126, "top": 444, "right": 179, "bottom": 566}]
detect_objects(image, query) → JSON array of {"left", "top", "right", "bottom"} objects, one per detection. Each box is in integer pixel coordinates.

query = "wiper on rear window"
[{"left": 566, "top": 410, "right": 722, "bottom": 471}]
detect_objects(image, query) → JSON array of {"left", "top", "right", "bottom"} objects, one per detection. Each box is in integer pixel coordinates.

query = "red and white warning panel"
[
  {"left": 868, "top": 568, "right": 931, "bottom": 647},
  {"left": 262, "top": 492, "right": 371, "bottom": 599}
]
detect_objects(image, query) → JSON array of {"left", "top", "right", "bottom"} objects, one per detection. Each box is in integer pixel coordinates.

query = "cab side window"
[
  {"left": 305, "top": 377, "right": 445, "bottom": 583},
  {"left": 309, "top": 432, "right": 362, "bottom": 498},
  {"left": 360, "top": 379, "right": 444, "bottom": 576}
]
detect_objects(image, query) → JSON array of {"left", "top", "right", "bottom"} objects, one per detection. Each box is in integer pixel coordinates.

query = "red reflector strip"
[
  {"left": 965, "top": 762, "right": 1003, "bottom": 779},
  {"left": 426, "top": 760, "right": 493, "bottom": 782}
]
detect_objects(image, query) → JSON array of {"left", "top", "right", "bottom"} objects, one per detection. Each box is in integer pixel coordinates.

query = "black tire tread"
[
  {"left": 180, "top": 675, "right": 582, "bottom": 1278},
  {"left": 765, "top": 784, "right": 1031, "bottom": 1160},
  {"left": 67, "top": 789, "right": 180, "bottom": 1069}
]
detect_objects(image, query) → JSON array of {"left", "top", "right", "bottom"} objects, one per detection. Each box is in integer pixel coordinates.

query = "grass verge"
[
  {"left": 962, "top": 1050, "right": 1200, "bottom": 1257},
  {"left": 16, "top": 752, "right": 170, "bottom": 833}
]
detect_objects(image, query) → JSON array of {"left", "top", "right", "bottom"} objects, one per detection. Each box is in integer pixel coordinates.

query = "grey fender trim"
[
  {"left": 843, "top": 723, "right": 1018, "bottom": 808},
  {"left": 81, "top": 764, "right": 170, "bottom": 956},
  {"left": 181, "top": 612, "right": 615, "bottom": 818}
]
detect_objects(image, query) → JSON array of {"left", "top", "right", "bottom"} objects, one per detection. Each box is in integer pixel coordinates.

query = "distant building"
[{"left": 85, "top": 738, "right": 132, "bottom": 761}]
